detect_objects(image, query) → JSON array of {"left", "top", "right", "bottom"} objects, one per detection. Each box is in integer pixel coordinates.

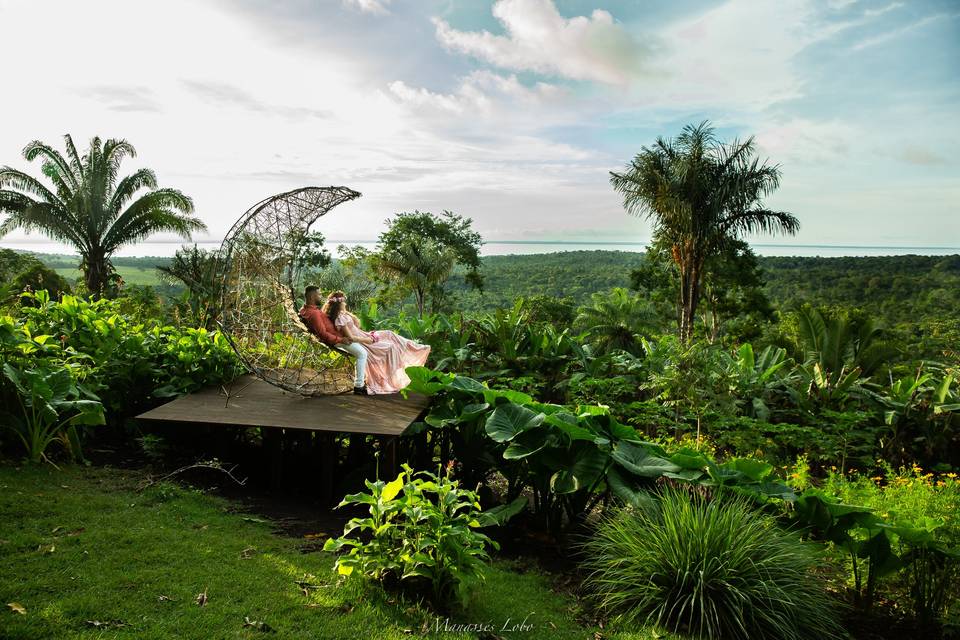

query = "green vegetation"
[
  {"left": 324, "top": 464, "right": 499, "bottom": 610},
  {"left": 0, "top": 135, "right": 203, "bottom": 296},
  {"left": 0, "top": 291, "right": 239, "bottom": 462},
  {"left": 359, "top": 210, "right": 484, "bottom": 316},
  {"left": 582, "top": 489, "right": 843, "bottom": 640},
  {"left": 0, "top": 464, "right": 658, "bottom": 639}
]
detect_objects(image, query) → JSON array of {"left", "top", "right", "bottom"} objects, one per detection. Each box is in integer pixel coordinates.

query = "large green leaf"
[
  {"left": 544, "top": 412, "right": 596, "bottom": 442},
  {"left": 475, "top": 497, "right": 527, "bottom": 527},
  {"left": 610, "top": 441, "right": 680, "bottom": 478},
  {"left": 448, "top": 376, "right": 487, "bottom": 396},
  {"left": 550, "top": 446, "right": 608, "bottom": 494},
  {"left": 605, "top": 467, "right": 656, "bottom": 509},
  {"left": 61, "top": 400, "right": 106, "bottom": 426},
  {"left": 482, "top": 387, "right": 534, "bottom": 406},
  {"left": 502, "top": 428, "right": 551, "bottom": 459},
  {"left": 484, "top": 403, "right": 544, "bottom": 443},
  {"left": 722, "top": 458, "right": 773, "bottom": 482}
]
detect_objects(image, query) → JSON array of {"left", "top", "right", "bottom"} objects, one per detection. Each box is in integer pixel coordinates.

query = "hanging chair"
[{"left": 218, "top": 186, "right": 362, "bottom": 396}]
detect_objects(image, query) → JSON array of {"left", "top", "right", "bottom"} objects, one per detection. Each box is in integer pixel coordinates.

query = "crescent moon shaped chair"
[{"left": 218, "top": 186, "right": 362, "bottom": 396}]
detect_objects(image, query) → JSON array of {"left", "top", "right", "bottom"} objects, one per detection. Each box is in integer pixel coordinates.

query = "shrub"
[
  {"left": 323, "top": 464, "right": 498, "bottom": 610},
  {"left": 13, "top": 291, "right": 240, "bottom": 416},
  {"left": 819, "top": 464, "right": 960, "bottom": 625},
  {"left": 581, "top": 489, "right": 842, "bottom": 640},
  {"left": 1, "top": 362, "right": 104, "bottom": 463}
]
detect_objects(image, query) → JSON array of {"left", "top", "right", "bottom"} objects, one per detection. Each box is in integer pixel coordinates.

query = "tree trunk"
[
  {"left": 415, "top": 286, "right": 425, "bottom": 318},
  {"left": 679, "top": 254, "right": 704, "bottom": 343},
  {"left": 83, "top": 249, "right": 110, "bottom": 300}
]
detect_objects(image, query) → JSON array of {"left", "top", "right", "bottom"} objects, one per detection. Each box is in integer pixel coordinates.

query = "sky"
[{"left": 0, "top": 0, "right": 957, "bottom": 255}]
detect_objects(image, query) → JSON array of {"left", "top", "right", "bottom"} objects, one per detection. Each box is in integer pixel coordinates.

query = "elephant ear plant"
[{"left": 323, "top": 463, "right": 500, "bottom": 611}]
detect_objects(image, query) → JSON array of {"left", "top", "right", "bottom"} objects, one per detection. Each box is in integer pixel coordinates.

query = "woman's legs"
[{"left": 342, "top": 341, "right": 368, "bottom": 388}]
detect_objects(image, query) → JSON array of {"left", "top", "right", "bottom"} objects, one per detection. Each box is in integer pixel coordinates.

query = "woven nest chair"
[{"left": 218, "top": 186, "right": 362, "bottom": 396}]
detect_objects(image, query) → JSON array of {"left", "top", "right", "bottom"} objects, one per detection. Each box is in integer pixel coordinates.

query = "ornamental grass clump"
[{"left": 581, "top": 488, "right": 842, "bottom": 640}]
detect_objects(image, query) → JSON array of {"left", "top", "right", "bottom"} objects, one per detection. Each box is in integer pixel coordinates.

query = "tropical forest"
[
  {"left": 1, "top": 2, "right": 958, "bottom": 639},
  {"left": 1, "top": 120, "right": 958, "bottom": 640}
]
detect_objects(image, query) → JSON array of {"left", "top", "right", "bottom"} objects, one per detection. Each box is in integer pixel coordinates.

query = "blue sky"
[{"left": 0, "top": 0, "right": 957, "bottom": 253}]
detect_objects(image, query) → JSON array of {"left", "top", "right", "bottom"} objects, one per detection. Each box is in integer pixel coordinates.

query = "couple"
[{"left": 299, "top": 286, "right": 430, "bottom": 395}]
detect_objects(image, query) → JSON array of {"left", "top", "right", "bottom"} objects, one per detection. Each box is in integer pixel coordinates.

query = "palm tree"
[
  {"left": 575, "top": 287, "right": 657, "bottom": 354},
  {"left": 610, "top": 121, "right": 799, "bottom": 342},
  {"left": 374, "top": 238, "right": 456, "bottom": 317},
  {"left": 0, "top": 135, "right": 205, "bottom": 297}
]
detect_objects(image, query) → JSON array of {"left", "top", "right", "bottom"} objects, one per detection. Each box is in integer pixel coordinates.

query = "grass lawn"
[
  {"left": 53, "top": 266, "right": 162, "bottom": 287},
  {"left": 0, "top": 464, "right": 661, "bottom": 639}
]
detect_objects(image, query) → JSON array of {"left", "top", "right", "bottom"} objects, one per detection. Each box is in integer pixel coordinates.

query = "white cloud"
[
  {"left": 342, "top": 0, "right": 391, "bottom": 16},
  {"left": 896, "top": 146, "right": 946, "bottom": 166},
  {"left": 432, "top": 0, "right": 645, "bottom": 85},
  {"left": 864, "top": 2, "right": 903, "bottom": 18},
  {"left": 387, "top": 70, "right": 569, "bottom": 121},
  {"left": 850, "top": 13, "right": 949, "bottom": 51}
]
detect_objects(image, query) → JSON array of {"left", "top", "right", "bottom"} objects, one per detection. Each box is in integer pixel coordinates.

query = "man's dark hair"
[{"left": 304, "top": 285, "right": 319, "bottom": 300}]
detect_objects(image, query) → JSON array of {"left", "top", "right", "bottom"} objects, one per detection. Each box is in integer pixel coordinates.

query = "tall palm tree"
[
  {"left": 575, "top": 287, "right": 657, "bottom": 354},
  {"left": 610, "top": 121, "right": 799, "bottom": 342},
  {"left": 0, "top": 135, "right": 205, "bottom": 297}
]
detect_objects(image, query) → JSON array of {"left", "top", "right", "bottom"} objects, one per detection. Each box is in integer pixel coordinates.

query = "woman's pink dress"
[{"left": 335, "top": 313, "right": 431, "bottom": 395}]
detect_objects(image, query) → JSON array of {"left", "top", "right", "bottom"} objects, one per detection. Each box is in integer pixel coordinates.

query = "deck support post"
[
  {"left": 317, "top": 432, "right": 337, "bottom": 505},
  {"left": 380, "top": 436, "right": 399, "bottom": 481},
  {"left": 262, "top": 427, "right": 283, "bottom": 489}
]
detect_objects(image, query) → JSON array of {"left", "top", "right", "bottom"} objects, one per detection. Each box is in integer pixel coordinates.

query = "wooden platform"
[{"left": 136, "top": 374, "right": 431, "bottom": 436}]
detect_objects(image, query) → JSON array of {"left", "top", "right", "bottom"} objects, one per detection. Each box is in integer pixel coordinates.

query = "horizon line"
[{"left": 3, "top": 239, "right": 959, "bottom": 251}]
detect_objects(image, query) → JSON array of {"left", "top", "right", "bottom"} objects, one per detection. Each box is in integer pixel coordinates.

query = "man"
[{"left": 299, "top": 286, "right": 369, "bottom": 395}]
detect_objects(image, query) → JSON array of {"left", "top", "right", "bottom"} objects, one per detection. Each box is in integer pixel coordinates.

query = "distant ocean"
[{"left": 2, "top": 239, "right": 959, "bottom": 259}]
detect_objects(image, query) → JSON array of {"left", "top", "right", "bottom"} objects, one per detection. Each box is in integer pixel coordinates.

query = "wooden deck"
[{"left": 136, "top": 374, "right": 432, "bottom": 436}]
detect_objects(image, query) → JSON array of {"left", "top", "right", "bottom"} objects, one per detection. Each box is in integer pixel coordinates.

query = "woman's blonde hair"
[{"left": 323, "top": 290, "right": 347, "bottom": 324}]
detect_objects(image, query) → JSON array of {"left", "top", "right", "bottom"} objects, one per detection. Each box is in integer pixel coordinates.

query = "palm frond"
[
  {"left": 22, "top": 140, "right": 80, "bottom": 192},
  {"left": 101, "top": 138, "right": 136, "bottom": 195},
  {"left": 719, "top": 208, "right": 800, "bottom": 238},
  {"left": 63, "top": 134, "right": 84, "bottom": 179},
  {"left": 102, "top": 188, "right": 198, "bottom": 252},
  {"left": 0, "top": 167, "right": 63, "bottom": 206},
  {"left": 108, "top": 168, "right": 157, "bottom": 215}
]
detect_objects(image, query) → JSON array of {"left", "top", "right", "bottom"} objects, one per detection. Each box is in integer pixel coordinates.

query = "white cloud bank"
[{"left": 433, "top": 0, "right": 646, "bottom": 85}]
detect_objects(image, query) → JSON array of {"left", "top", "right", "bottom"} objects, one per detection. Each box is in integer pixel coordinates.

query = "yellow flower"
[{"left": 946, "top": 473, "right": 957, "bottom": 479}]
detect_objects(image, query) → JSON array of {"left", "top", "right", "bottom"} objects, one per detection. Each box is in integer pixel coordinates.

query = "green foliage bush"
[
  {"left": 819, "top": 464, "right": 960, "bottom": 626},
  {"left": 14, "top": 291, "right": 240, "bottom": 413},
  {"left": 581, "top": 489, "right": 843, "bottom": 640},
  {"left": 1, "top": 361, "right": 104, "bottom": 463},
  {"left": 323, "top": 464, "right": 498, "bottom": 610},
  {"left": 0, "top": 290, "right": 241, "bottom": 461},
  {"left": 407, "top": 367, "right": 799, "bottom": 534}
]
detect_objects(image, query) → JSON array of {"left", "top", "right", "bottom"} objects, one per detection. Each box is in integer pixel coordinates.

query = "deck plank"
[{"left": 136, "top": 375, "right": 431, "bottom": 436}]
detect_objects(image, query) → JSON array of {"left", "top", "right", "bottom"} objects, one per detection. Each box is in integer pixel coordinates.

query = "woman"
[{"left": 322, "top": 291, "right": 431, "bottom": 395}]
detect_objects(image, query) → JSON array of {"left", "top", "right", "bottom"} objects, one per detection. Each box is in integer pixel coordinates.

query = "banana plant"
[{"left": 722, "top": 343, "right": 793, "bottom": 420}]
